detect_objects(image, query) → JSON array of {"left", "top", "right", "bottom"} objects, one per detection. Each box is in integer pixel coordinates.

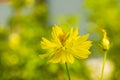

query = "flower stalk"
[
  {"left": 100, "top": 51, "right": 107, "bottom": 80},
  {"left": 65, "top": 63, "right": 71, "bottom": 80}
]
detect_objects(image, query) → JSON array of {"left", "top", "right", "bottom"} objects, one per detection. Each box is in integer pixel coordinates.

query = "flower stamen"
[{"left": 59, "top": 33, "right": 67, "bottom": 44}]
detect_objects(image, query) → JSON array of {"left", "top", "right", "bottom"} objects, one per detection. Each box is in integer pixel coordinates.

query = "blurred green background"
[{"left": 0, "top": 0, "right": 120, "bottom": 80}]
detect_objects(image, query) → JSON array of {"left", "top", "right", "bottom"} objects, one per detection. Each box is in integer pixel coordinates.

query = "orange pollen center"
[{"left": 59, "top": 33, "right": 66, "bottom": 43}]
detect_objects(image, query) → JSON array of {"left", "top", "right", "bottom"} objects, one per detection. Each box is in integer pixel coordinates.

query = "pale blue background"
[{"left": 0, "top": 0, "right": 87, "bottom": 34}]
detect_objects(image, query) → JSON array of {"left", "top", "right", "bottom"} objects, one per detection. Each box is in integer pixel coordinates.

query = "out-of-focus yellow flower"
[
  {"left": 100, "top": 29, "right": 110, "bottom": 50},
  {"left": 40, "top": 25, "right": 92, "bottom": 64},
  {"left": 9, "top": 33, "right": 20, "bottom": 50},
  {"left": 2, "top": 53, "right": 19, "bottom": 66}
]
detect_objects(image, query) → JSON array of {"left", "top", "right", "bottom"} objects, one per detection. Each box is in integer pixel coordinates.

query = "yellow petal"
[
  {"left": 76, "top": 41, "right": 92, "bottom": 49},
  {"left": 66, "top": 53, "right": 74, "bottom": 64},
  {"left": 51, "top": 25, "right": 63, "bottom": 46},
  {"left": 48, "top": 49, "right": 74, "bottom": 64},
  {"left": 72, "top": 27, "right": 79, "bottom": 38},
  {"left": 41, "top": 37, "right": 56, "bottom": 49},
  {"left": 67, "top": 46, "right": 91, "bottom": 59},
  {"left": 72, "top": 49, "right": 91, "bottom": 59},
  {"left": 65, "top": 27, "right": 79, "bottom": 46},
  {"left": 79, "top": 34, "right": 89, "bottom": 42},
  {"left": 48, "top": 49, "right": 62, "bottom": 63},
  {"left": 52, "top": 24, "right": 63, "bottom": 37}
]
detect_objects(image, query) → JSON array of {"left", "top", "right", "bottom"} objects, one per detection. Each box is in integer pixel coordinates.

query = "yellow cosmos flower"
[
  {"left": 40, "top": 25, "right": 92, "bottom": 64},
  {"left": 9, "top": 33, "right": 20, "bottom": 50},
  {"left": 100, "top": 29, "right": 110, "bottom": 51}
]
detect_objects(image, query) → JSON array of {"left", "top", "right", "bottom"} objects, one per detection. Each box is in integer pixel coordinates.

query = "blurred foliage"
[
  {"left": 85, "top": 0, "right": 120, "bottom": 80},
  {"left": 0, "top": 0, "right": 52, "bottom": 80},
  {"left": 0, "top": 0, "right": 119, "bottom": 80}
]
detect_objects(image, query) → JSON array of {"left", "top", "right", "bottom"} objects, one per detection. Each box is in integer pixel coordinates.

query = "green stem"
[
  {"left": 65, "top": 63, "right": 71, "bottom": 80},
  {"left": 100, "top": 51, "right": 107, "bottom": 80}
]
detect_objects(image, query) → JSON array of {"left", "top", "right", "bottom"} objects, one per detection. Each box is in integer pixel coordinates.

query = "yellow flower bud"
[{"left": 100, "top": 29, "right": 110, "bottom": 51}]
